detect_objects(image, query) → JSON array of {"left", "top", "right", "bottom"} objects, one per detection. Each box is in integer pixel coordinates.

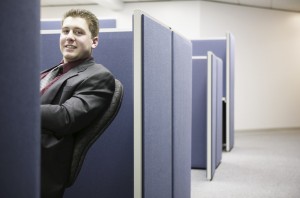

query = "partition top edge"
[
  {"left": 192, "top": 56, "right": 207, "bottom": 60},
  {"left": 133, "top": 9, "right": 171, "bottom": 31},
  {"left": 172, "top": 30, "right": 192, "bottom": 45},
  {"left": 192, "top": 37, "right": 226, "bottom": 41}
]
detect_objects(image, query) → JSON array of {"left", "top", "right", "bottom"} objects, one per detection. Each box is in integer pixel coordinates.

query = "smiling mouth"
[{"left": 65, "top": 45, "right": 76, "bottom": 49}]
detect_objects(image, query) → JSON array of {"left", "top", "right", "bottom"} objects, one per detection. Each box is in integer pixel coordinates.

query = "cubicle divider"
[
  {"left": 208, "top": 52, "right": 223, "bottom": 180},
  {"left": 66, "top": 30, "right": 133, "bottom": 198},
  {"left": 134, "top": 10, "right": 192, "bottom": 198},
  {"left": 41, "top": 30, "right": 134, "bottom": 198},
  {"left": 41, "top": 18, "right": 116, "bottom": 30},
  {"left": 142, "top": 15, "right": 173, "bottom": 198},
  {"left": 192, "top": 33, "right": 235, "bottom": 152},
  {"left": 191, "top": 57, "right": 208, "bottom": 169},
  {"left": 191, "top": 52, "right": 223, "bottom": 180},
  {"left": 172, "top": 32, "right": 192, "bottom": 198},
  {"left": 0, "top": 0, "right": 40, "bottom": 197},
  {"left": 40, "top": 33, "right": 62, "bottom": 70},
  {"left": 134, "top": 11, "right": 173, "bottom": 198},
  {"left": 192, "top": 38, "right": 226, "bottom": 96}
]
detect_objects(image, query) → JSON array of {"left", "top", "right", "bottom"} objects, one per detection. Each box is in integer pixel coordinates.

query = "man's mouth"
[{"left": 65, "top": 45, "right": 76, "bottom": 49}]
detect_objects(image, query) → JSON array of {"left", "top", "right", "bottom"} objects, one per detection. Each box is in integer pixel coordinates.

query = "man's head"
[{"left": 60, "top": 9, "right": 99, "bottom": 63}]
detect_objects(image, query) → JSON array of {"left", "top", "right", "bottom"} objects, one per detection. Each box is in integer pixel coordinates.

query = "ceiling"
[{"left": 41, "top": 0, "right": 300, "bottom": 13}]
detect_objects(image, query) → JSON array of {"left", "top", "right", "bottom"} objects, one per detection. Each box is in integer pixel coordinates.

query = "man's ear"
[{"left": 91, "top": 37, "right": 99, "bottom": 49}]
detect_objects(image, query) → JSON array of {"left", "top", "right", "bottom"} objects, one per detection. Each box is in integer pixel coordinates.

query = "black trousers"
[{"left": 41, "top": 134, "right": 74, "bottom": 198}]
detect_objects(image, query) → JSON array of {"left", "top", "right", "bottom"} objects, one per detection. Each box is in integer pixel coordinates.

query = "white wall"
[{"left": 41, "top": 1, "right": 300, "bottom": 130}]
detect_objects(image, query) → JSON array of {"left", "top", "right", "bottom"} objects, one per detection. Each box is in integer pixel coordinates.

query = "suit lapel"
[{"left": 40, "top": 61, "right": 92, "bottom": 104}]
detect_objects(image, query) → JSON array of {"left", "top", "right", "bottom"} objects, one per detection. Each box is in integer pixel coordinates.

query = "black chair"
[{"left": 66, "top": 79, "right": 124, "bottom": 187}]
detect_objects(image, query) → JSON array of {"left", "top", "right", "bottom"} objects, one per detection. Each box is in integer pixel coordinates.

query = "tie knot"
[
  {"left": 55, "top": 64, "right": 64, "bottom": 74},
  {"left": 40, "top": 64, "right": 64, "bottom": 91}
]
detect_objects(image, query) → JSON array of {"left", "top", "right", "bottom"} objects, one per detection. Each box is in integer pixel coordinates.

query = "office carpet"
[{"left": 191, "top": 128, "right": 300, "bottom": 198}]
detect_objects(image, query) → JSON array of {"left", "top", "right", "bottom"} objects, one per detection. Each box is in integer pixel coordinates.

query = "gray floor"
[{"left": 191, "top": 128, "right": 300, "bottom": 198}]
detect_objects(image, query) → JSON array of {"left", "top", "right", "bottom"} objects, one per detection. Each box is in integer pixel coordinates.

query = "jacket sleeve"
[{"left": 41, "top": 68, "right": 115, "bottom": 136}]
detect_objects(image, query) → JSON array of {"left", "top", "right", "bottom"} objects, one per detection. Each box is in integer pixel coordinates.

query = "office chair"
[{"left": 66, "top": 79, "right": 124, "bottom": 187}]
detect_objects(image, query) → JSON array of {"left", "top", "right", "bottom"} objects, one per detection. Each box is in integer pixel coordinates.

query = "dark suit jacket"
[{"left": 40, "top": 59, "right": 115, "bottom": 198}]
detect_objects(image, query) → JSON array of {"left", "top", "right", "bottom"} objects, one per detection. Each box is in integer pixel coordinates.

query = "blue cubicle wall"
[
  {"left": 172, "top": 32, "right": 192, "bottom": 198},
  {"left": 192, "top": 39, "right": 226, "bottom": 97},
  {"left": 41, "top": 19, "right": 116, "bottom": 30},
  {"left": 209, "top": 54, "right": 218, "bottom": 180},
  {"left": 66, "top": 31, "right": 133, "bottom": 198},
  {"left": 191, "top": 53, "right": 223, "bottom": 180},
  {"left": 191, "top": 58, "right": 208, "bottom": 168},
  {"left": 41, "top": 30, "right": 133, "bottom": 198},
  {"left": 192, "top": 33, "right": 235, "bottom": 152},
  {"left": 215, "top": 55, "right": 223, "bottom": 167},
  {"left": 40, "top": 34, "right": 61, "bottom": 70},
  {"left": 210, "top": 53, "right": 223, "bottom": 179},
  {"left": 134, "top": 11, "right": 192, "bottom": 198},
  {"left": 142, "top": 15, "right": 173, "bottom": 198},
  {"left": 0, "top": 0, "right": 40, "bottom": 197}
]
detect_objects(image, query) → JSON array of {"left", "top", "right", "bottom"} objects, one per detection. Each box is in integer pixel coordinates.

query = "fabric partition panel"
[
  {"left": 226, "top": 32, "right": 235, "bottom": 151},
  {"left": 41, "top": 30, "right": 133, "bottom": 198},
  {"left": 191, "top": 52, "right": 223, "bottom": 181},
  {"left": 142, "top": 14, "right": 173, "bottom": 198},
  {"left": 207, "top": 52, "right": 223, "bottom": 180},
  {"left": 216, "top": 55, "right": 223, "bottom": 165},
  {"left": 65, "top": 31, "right": 133, "bottom": 198},
  {"left": 207, "top": 52, "right": 217, "bottom": 180},
  {"left": 191, "top": 58, "right": 208, "bottom": 169},
  {"left": 172, "top": 31, "right": 192, "bottom": 198},
  {"left": 192, "top": 39, "right": 226, "bottom": 97},
  {"left": 192, "top": 35, "right": 235, "bottom": 152},
  {"left": 40, "top": 33, "right": 61, "bottom": 70},
  {"left": 41, "top": 19, "right": 117, "bottom": 30},
  {"left": 0, "top": 0, "right": 40, "bottom": 197}
]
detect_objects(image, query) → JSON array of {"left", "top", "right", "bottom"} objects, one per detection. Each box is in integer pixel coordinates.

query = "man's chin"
[{"left": 63, "top": 55, "right": 78, "bottom": 62}]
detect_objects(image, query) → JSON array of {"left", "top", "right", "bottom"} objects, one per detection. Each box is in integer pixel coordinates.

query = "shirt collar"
[{"left": 60, "top": 57, "right": 93, "bottom": 74}]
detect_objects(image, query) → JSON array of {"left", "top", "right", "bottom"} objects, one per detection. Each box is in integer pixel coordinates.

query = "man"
[{"left": 40, "top": 9, "right": 115, "bottom": 198}]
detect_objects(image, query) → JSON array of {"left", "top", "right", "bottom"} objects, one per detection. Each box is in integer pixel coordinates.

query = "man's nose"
[{"left": 66, "top": 31, "right": 75, "bottom": 41}]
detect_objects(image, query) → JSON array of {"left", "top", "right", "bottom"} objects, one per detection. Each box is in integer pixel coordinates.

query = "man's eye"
[
  {"left": 74, "top": 30, "right": 83, "bottom": 35},
  {"left": 62, "top": 29, "right": 69, "bottom": 34}
]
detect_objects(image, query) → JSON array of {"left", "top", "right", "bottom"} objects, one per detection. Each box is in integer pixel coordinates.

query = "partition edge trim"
[
  {"left": 133, "top": 10, "right": 143, "bottom": 198},
  {"left": 226, "top": 33, "right": 230, "bottom": 152},
  {"left": 206, "top": 51, "right": 213, "bottom": 181}
]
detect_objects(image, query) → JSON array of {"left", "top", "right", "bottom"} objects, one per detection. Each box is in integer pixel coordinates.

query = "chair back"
[{"left": 66, "top": 79, "right": 124, "bottom": 187}]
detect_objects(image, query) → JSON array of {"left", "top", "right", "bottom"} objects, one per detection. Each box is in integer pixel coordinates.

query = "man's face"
[{"left": 60, "top": 17, "right": 98, "bottom": 63}]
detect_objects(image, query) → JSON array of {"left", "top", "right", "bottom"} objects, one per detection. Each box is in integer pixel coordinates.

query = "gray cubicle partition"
[
  {"left": 191, "top": 52, "right": 223, "bottom": 180},
  {"left": 65, "top": 30, "right": 133, "bottom": 198},
  {"left": 134, "top": 11, "right": 173, "bottom": 198},
  {"left": 191, "top": 58, "right": 208, "bottom": 169},
  {"left": 172, "top": 32, "right": 192, "bottom": 198},
  {"left": 41, "top": 19, "right": 116, "bottom": 30},
  {"left": 192, "top": 33, "right": 235, "bottom": 152},
  {"left": 134, "top": 10, "right": 192, "bottom": 198},
  {"left": 0, "top": 0, "right": 40, "bottom": 197},
  {"left": 41, "top": 30, "right": 134, "bottom": 198},
  {"left": 207, "top": 52, "right": 223, "bottom": 180},
  {"left": 40, "top": 33, "right": 61, "bottom": 70},
  {"left": 192, "top": 38, "right": 226, "bottom": 96}
]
